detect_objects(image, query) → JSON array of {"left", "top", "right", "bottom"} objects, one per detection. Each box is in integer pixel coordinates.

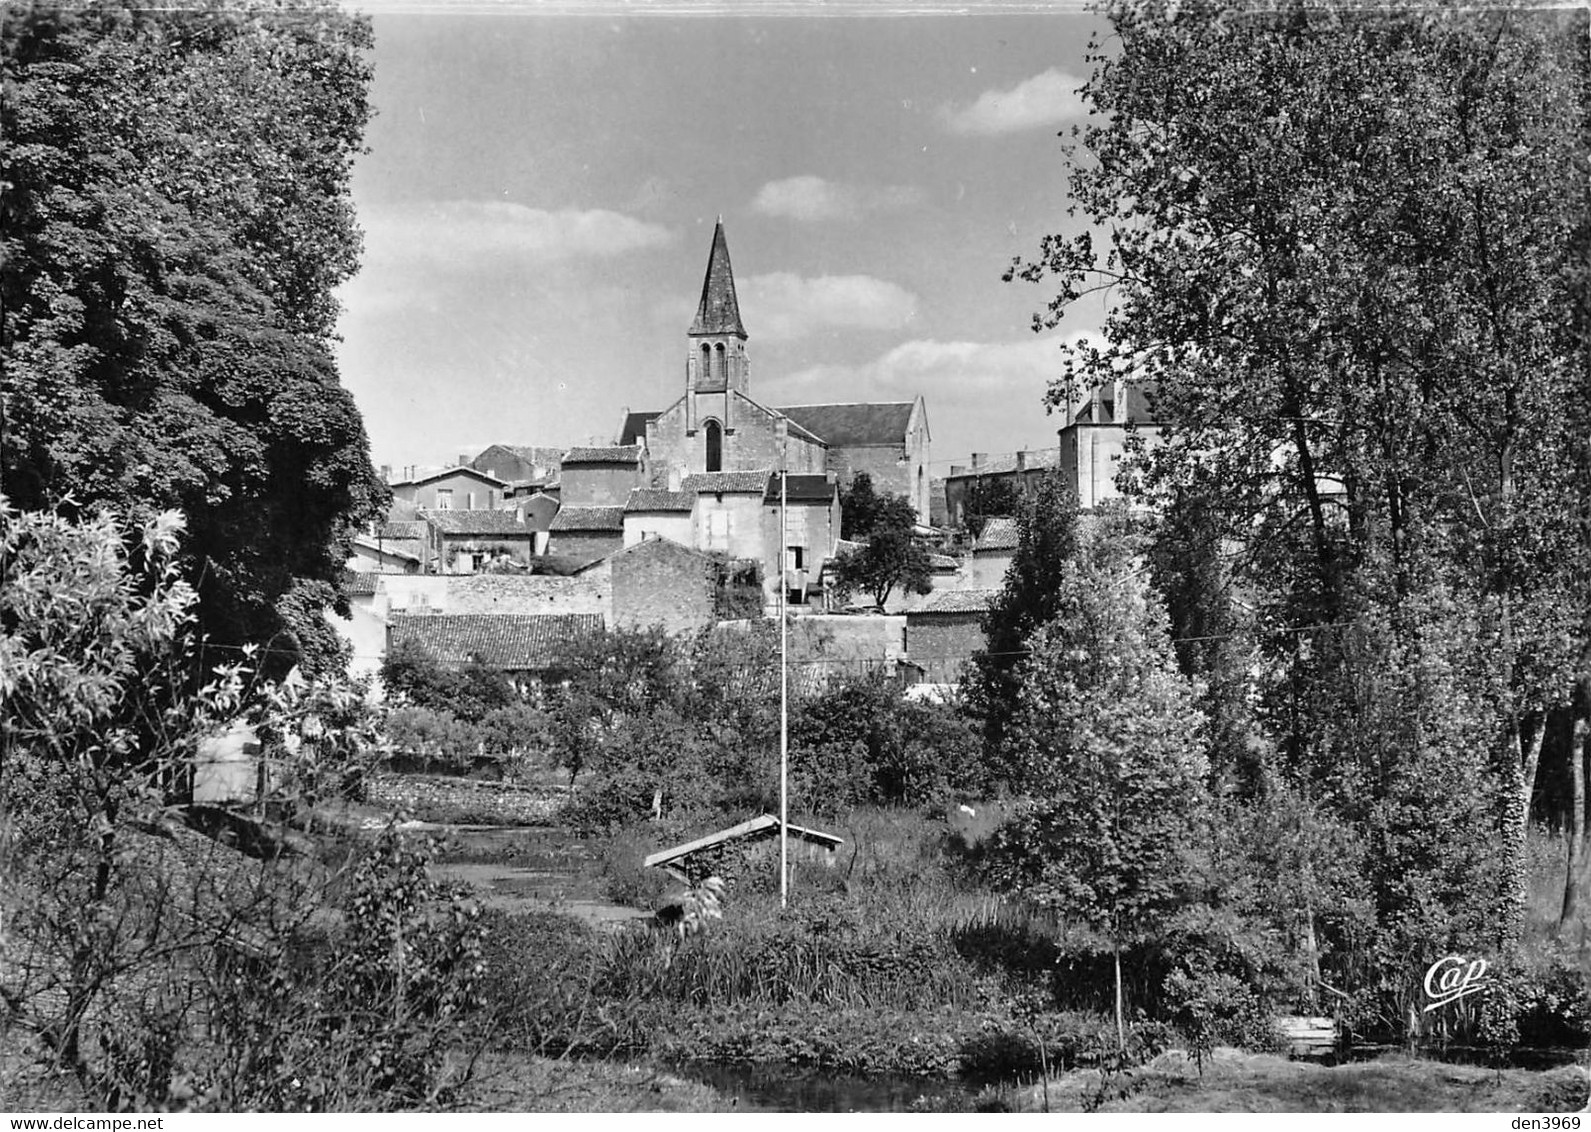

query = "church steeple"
[
  {"left": 690, "top": 217, "right": 746, "bottom": 337},
  {"left": 687, "top": 218, "right": 749, "bottom": 399}
]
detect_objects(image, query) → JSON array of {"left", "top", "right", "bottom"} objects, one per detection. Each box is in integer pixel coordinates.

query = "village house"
[
  {"left": 905, "top": 588, "right": 997, "bottom": 684},
  {"left": 389, "top": 464, "right": 509, "bottom": 512},
  {"left": 471, "top": 444, "right": 563, "bottom": 495},
  {"left": 423, "top": 508, "right": 538, "bottom": 574},
  {"left": 969, "top": 517, "right": 1018, "bottom": 588}
]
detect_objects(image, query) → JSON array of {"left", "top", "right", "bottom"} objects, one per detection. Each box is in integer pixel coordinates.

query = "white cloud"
[
  {"left": 360, "top": 201, "right": 677, "bottom": 268},
  {"left": 939, "top": 69, "right": 1087, "bottom": 136},
  {"left": 739, "top": 273, "right": 919, "bottom": 341},
  {"left": 750, "top": 176, "right": 925, "bottom": 223},
  {"left": 772, "top": 332, "right": 1088, "bottom": 399}
]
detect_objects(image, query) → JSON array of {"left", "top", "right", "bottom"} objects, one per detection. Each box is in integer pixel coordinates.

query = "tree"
[
  {"left": 840, "top": 472, "right": 915, "bottom": 540},
  {"left": 986, "top": 530, "right": 1208, "bottom": 1050},
  {"left": 0, "top": 500, "right": 481, "bottom": 1109},
  {"left": 961, "top": 475, "right": 1022, "bottom": 538},
  {"left": 1008, "top": 0, "right": 1590, "bottom": 957},
  {"left": 1, "top": 2, "right": 385, "bottom": 671},
  {"left": 829, "top": 525, "right": 934, "bottom": 611},
  {"left": 965, "top": 472, "right": 1081, "bottom": 772}
]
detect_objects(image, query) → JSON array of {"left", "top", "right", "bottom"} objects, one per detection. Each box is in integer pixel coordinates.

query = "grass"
[
  {"left": 450, "top": 1054, "right": 732, "bottom": 1112},
  {"left": 986, "top": 1048, "right": 1591, "bottom": 1113}
]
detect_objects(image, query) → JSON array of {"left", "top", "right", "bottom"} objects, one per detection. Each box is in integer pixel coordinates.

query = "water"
[{"left": 677, "top": 1062, "right": 977, "bottom": 1113}]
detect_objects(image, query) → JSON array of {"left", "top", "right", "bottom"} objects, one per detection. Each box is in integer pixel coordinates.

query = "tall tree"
[
  {"left": 965, "top": 472, "right": 1081, "bottom": 771},
  {"left": 1009, "top": 0, "right": 1591, "bottom": 952},
  {"left": 1, "top": 1, "right": 385, "bottom": 671},
  {"left": 987, "top": 528, "right": 1208, "bottom": 1049}
]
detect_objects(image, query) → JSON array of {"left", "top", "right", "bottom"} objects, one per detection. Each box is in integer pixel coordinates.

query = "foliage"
[
  {"left": 960, "top": 475, "right": 1022, "bottom": 538},
  {"left": 791, "top": 671, "right": 983, "bottom": 811},
  {"left": 0, "top": 501, "right": 475, "bottom": 1110},
  {"left": 965, "top": 472, "right": 1082, "bottom": 772},
  {"left": 1007, "top": 0, "right": 1591, "bottom": 1020},
  {"left": 1, "top": 1, "right": 385, "bottom": 670},
  {"left": 829, "top": 526, "right": 934, "bottom": 612},
  {"left": 984, "top": 527, "right": 1208, "bottom": 1043},
  {"left": 839, "top": 472, "right": 916, "bottom": 541}
]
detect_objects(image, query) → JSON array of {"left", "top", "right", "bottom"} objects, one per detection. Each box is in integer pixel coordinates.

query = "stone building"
[{"left": 624, "top": 221, "right": 932, "bottom": 524}]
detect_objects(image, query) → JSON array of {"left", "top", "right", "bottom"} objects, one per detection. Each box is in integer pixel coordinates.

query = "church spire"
[{"left": 690, "top": 218, "right": 746, "bottom": 338}]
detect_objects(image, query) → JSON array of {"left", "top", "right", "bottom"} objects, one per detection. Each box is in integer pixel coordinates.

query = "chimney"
[
  {"left": 458, "top": 453, "right": 470, "bottom": 469},
  {"left": 949, "top": 465, "right": 966, "bottom": 477},
  {"left": 1015, "top": 451, "right": 1027, "bottom": 473},
  {"left": 971, "top": 452, "right": 986, "bottom": 471},
  {"left": 379, "top": 464, "right": 391, "bottom": 483}
]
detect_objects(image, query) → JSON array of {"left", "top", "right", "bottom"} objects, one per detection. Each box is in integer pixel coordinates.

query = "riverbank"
[{"left": 992, "top": 1048, "right": 1591, "bottom": 1113}]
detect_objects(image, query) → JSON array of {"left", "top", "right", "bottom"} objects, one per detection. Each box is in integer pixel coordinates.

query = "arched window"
[
  {"left": 705, "top": 419, "right": 722, "bottom": 472},
  {"left": 700, "top": 343, "right": 711, "bottom": 383},
  {"left": 713, "top": 342, "right": 726, "bottom": 386}
]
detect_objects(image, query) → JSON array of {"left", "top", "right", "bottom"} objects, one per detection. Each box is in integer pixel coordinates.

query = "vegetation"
[
  {"left": 832, "top": 472, "right": 933, "bottom": 609},
  {"left": 1, "top": 1, "right": 385, "bottom": 672},
  {"left": 0, "top": 503, "right": 484, "bottom": 1110}
]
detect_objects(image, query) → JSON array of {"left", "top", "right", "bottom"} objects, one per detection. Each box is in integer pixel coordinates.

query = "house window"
[
  {"left": 705, "top": 420, "right": 722, "bottom": 472},
  {"left": 706, "top": 507, "right": 730, "bottom": 552},
  {"left": 786, "top": 545, "right": 804, "bottom": 570},
  {"left": 435, "top": 489, "right": 453, "bottom": 510},
  {"left": 466, "top": 491, "right": 476, "bottom": 510}
]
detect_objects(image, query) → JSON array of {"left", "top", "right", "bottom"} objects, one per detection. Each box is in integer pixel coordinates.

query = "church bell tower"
[{"left": 684, "top": 219, "right": 748, "bottom": 467}]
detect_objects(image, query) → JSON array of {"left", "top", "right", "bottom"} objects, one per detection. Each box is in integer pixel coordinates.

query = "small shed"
[{"left": 644, "top": 814, "right": 844, "bottom": 883}]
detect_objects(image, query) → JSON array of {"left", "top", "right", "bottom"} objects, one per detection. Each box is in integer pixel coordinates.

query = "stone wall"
[
  {"left": 378, "top": 572, "right": 611, "bottom": 616},
  {"left": 609, "top": 538, "right": 716, "bottom": 635},
  {"left": 561, "top": 463, "right": 643, "bottom": 507},
  {"left": 366, "top": 773, "right": 566, "bottom": 824},
  {"left": 906, "top": 613, "right": 986, "bottom": 684}
]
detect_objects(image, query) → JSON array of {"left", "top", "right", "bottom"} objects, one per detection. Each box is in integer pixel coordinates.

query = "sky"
[{"left": 334, "top": 7, "right": 1113, "bottom": 476}]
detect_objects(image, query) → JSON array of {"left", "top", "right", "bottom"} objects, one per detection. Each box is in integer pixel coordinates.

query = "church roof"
[
  {"left": 689, "top": 219, "right": 746, "bottom": 338},
  {"left": 618, "top": 411, "right": 661, "bottom": 446},
  {"left": 682, "top": 470, "right": 772, "bottom": 495},
  {"left": 777, "top": 402, "right": 916, "bottom": 448}
]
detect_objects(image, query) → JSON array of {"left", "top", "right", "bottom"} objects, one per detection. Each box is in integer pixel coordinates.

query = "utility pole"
[{"left": 779, "top": 463, "right": 789, "bottom": 908}]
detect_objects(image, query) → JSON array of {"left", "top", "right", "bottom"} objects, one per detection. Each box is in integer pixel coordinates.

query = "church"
[
  {"left": 548, "top": 221, "right": 932, "bottom": 607},
  {"left": 619, "top": 221, "right": 931, "bottom": 523}
]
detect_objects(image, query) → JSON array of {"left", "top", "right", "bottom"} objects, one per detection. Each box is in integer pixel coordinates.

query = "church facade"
[{"left": 618, "top": 221, "right": 932, "bottom": 524}]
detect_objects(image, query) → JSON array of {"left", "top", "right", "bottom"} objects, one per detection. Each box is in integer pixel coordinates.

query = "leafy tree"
[
  {"left": 1008, "top": 0, "right": 1590, "bottom": 957},
  {"left": 961, "top": 475, "right": 1022, "bottom": 538},
  {"left": 966, "top": 472, "right": 1081, "bottom": 772},
  {"left": 986, "top": 530, "right": 1208, "bottom": 1050},
  {"left": 1, "top": 500, "right": 481, "bottom": 1109},
  {"left": 829, "top": 525, "right": 934, "bottom": 611},
  {"left": 840, "top": 472, "right": 916, "bottom": 540},
  {"left": 1, "top": 2, "right": 385, "bottom": 671}
]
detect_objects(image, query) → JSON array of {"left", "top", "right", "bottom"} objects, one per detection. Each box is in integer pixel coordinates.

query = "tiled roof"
[
  {"left": 946, "top": 449, "right": 1063, "bottom": 479},
  {"left": 928, "top": 553, "right": 960, "bottom": 571},
  {"left": 682, "top": 469, "right": 772, "bottom": 494},
  {"left": 625, "top": 489, "right": 693, "bottom": 513},
  {"left": 974, "top": 517, "right": 1020, "bottom": 552},
  {"left": 353, "top": 534, "right": 421, "bottom": 563},
  {"left": 376, "top": 520, "right": 427, "bottom": 540},
  {"left": 562, "top": 445, "right": 643, "bottom": 464},
  {"left": 777, "top": 402, "right": 915, "bottom": 448},
  {"left": 690, "top": 220, "right": 746, "bottom": 337},
  {"left": 914, "top": 587, "right": 997, "bottom": 615},
  {"left": 424, "top": 510, "right": 533, "bottom": 536},
  {"left": 618, "top": 411, "right": 660, "bottom": 446},
  {"left": 392, "top": 465, "right": 508, "bottom": 488},
  {"left": 344, "top": 570, "right": 379, "bottom": 596},
  {"left": 832, "top": 538, "right": 865, "bottom": 557},
  {"left": 388, "top": 613, "right": 603, "bottom": 670},
  {"left": 763, "top": 473, "right": 835, "bottom": 504},
  {"left": 549, "top": 505, "right": 626, "bottom": 532}
]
